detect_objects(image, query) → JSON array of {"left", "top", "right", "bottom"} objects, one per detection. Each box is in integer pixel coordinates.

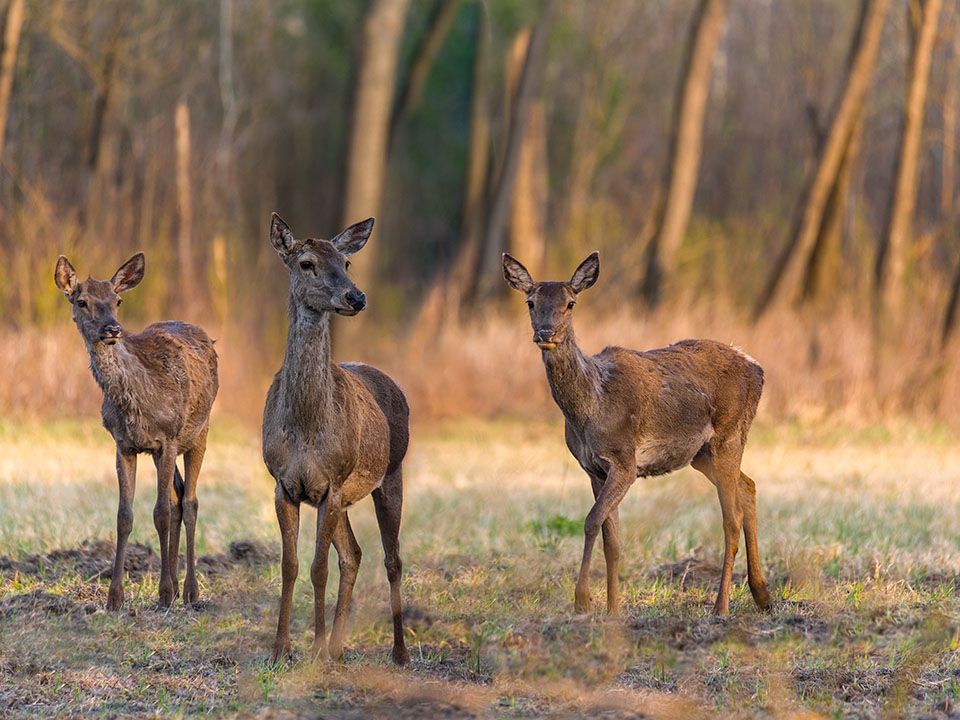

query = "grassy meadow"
[{"left": 1, "top": 418, "right": 960, "bottom": 718}]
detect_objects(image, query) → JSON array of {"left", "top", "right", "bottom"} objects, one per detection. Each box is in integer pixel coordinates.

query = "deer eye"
[
  {"left": 116, "top": 297, "right": 123, "bottom": 306},
  {"left": 526, "top": 300, "right": 534, "bottom": 309},
  {"left": 345, "top": 260, "right": 351, "bottom": 270},
  {"left": 76, "top": 299, "right": 87, "bottom": 308},
  {"left": 299, "top": 260, "right": 314, "bottom": 272},
  {"left": 567, "top": 301, "right": 575, "bottom": 310}
]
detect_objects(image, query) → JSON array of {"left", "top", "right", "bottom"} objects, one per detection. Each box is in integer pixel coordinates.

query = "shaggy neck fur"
[
  {"left": 278, "top": 293, "right": 334, "bottom": 431},
  {"left": 542, "top": 329, "right": 601, "bottom": 425},
  {"left": 87, "top": 339, "right": 151, "bottom": 416}
]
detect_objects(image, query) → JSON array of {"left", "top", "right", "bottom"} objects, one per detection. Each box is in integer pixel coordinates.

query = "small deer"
[
  {"left": 54, "top": 253, "right": 218, "bottom": 610},
  {"left": 503, "top": 252, "right": 771, "bottom": 616},
  {"left": 263, "top": 213, "right": 410, "bottom": 665}
]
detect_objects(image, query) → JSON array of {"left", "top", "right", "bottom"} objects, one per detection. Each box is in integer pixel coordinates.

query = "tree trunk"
[
  {"left": 476, "top": 0, "right": 557, "bottom": 299},
  {"left": 942, "top": 20, "right": 959, "bottom": 217},
  {"left": 341, "top": 0, "right": 411, "bottom": 291},
  {"left": 0, "top": 0, "right": 25, "bottom": 165},
  {"left": 801, "top": 115, "right": 863, "bottom": 304},
  {"left": 507, "top": 29, "right": 548, "bottom": 277},
  {"left": 175, "top": 100, "right": 195, "bottom": 312},
  {"left": 640, "top": 0, "right": 727, "bottom": 306},
  {"left": 410, "top": 1, "right": 489, "bottom": 337},
  {"left": 875, "top": 0, "right": 941, "bottom": 315},
  {"left": 389, "top": 0, "right": 461, "bottom": 149},
  {"left": 754, "top": 0, "right": 889, "bottom": 318}
]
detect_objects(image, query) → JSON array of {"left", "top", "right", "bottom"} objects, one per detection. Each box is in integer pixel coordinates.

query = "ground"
[{"left": 1, "top": 418, "right": 960, "bottom": 718}]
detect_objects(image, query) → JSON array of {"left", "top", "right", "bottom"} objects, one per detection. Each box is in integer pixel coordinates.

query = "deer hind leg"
[
  {"left": 166, "top": 466, "right": 184, "bottom": 602},
  {"left": 311, "top": 494, "right": 340, "bottom": 661},
  {"left": 693, "top": 444, "right": 744, "bottom": 615},
  {"left": 576, "top": 462, "right": 633, "bottom": 614},
  {"left": 181, "top": 433, "right": 207, "bottom": 605},
  {"left": 328, "top": 512, "right": 361, "bottom": 662},
  {"left": 107, "top": 450, "right": 137, "bottom": 611},
  {"left": 739, "top": 471, "right": 771, "bottom": 611},
  {"left": 271, "top": 484, "right": 300, "bottom": 664},
  {"left": 153, "top": 445, "right": 178, "bottom": 608},
  {"left": 589, "top": 471, "right": 621, "bottom": 616},
  {"left": 372, "top": 467, "right": 409, "bottom": 666}
]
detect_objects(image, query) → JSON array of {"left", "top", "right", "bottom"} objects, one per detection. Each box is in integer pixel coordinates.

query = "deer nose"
[
  {"left": 533, "top": 328, "right": 557, "bottom": 344},
  {"left": 345, "top": 289, "right": 366, "bottom": 311},
  {"left": 100, "top": 323, "right": 122, "bottom": 344}
]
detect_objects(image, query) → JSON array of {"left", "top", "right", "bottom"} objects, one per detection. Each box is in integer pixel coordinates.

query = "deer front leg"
[
  {"left": 153, "top": 444, "right": 178, "bottom": 609},
  {"left": 107, "top": 449, "right": 137, "bottom": 611},
  {"left": 576, "top": 462, "right": 633, "bottom": 614},
  {"left": 328, "top": 512, "right": 361, "bottom": 662},
  {"left": 589, "top": 471, "right": 621, "bottom": 616},
  {"left": 311, "top": 494, "right": 340, "bottom": 661},
  {"left": 271, "top": 483, "right": 300, "bottom": 663}
]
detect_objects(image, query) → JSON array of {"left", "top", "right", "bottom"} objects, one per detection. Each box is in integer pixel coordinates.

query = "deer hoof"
[
  {"left": 183, "top": 579, "right": 199, "bottom": 605},
  {"left": 751, "top": 584, "right": 772, "bottom": 612},
  {"left": 574, "top": 590, "right": 592, "bottom": 614}
]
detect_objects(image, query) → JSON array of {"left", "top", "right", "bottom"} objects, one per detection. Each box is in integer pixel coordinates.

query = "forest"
[{"left": 2, "top": 0, "right": 958, "bottom": 426}]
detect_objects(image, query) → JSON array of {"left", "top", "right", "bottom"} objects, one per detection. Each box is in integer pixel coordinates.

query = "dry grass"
[
  {"left": 1, "top": 419, "right": 960, "bottom": 717},
  {"left": 5, "top": 290, "right": 959, "bottom": 428}
]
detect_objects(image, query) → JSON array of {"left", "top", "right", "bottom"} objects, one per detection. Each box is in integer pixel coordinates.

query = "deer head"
[
  {"left": 502, "top": 251, "right": 600, "bottom": 350},
  {"left": 270, "top": 213, "right": 372, "bottom": 318},
  {"left": 54, "top": 253, "right": 145, "bottom": 347}
]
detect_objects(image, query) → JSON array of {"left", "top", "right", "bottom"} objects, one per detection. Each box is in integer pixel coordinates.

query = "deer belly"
[
  {"left": 635, "top": 425, "right": 713, "bottom": 478},
  {"left": 340, "top": 468, "right": 384, "bottom": 507}
]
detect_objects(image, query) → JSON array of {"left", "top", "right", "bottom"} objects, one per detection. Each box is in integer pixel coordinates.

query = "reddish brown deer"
[
  {"left": 54, "top": 253, "right": 218, "bottom": 610},
  {"left": 503, "top": 251, "right": 771, "bottom": 616},
  {"left": 263, "top": 213, "right": 410, "bottom": 665}
]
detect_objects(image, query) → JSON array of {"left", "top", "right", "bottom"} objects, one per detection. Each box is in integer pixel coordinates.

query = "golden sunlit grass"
[{"left": 2, "top": 419, "right": 960, "bottom": 717}]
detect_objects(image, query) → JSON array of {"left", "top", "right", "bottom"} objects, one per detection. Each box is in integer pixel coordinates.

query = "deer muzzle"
[
  {"left": 99, "top": 323, "right": 123, "bottom": 345},
  {"left": 533, "top": 328, "right": 558, "bottom": 350}
]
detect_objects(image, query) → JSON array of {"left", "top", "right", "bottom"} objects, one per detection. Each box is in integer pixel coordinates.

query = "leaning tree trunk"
[
  {"left": 341, "top": 0, "right": 411, "bottom": 291},
  {"left": 801, "top": 115, "right": 863, "bottom": 304},
  {"left": 640, "top": 0, "right": 727, "bottom": 307},
  {"left": 389, "top": 0, "right": 461, "bottom": 150},
  {"left": 875, "top": 0, "right": 941, "bottom": 317},
  {"left": 0, "top": 0, "right": 24, "bottom": 166},
  {"left": 507, "top": 29, "right": 548, "bottom": 278},
  {"left": 754, "top": 0, "right": 889, "bottom": 318},
  {"left": 410, "top": 1, "right": 490, "bottom": 338},
  {"left": 476, "top": 0, "right": 557, "bottom": 299}
]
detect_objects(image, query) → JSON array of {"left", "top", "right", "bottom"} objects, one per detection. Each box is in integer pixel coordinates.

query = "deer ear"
[
  {"left": 55, "top": 255, "right": 78, "bottom": 298},
  {"left": 270, "top": 213, "right": 297, "bottom": 257},
  {"left": 111, "top": 253, "right": 145, "bottom": 293},
  {"left": 502, "top": 253, "right": 535, "bottom": 293},
  {"left": 331, "top": 217, "right": 374, "bottom": 256},
  {"left": 569, "top": 251, "right": 600, "bottom": 293}
]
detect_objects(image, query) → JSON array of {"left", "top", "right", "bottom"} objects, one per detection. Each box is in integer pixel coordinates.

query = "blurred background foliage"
[{"left": 2, "top": 0, "right": 959, "bottom": 425}]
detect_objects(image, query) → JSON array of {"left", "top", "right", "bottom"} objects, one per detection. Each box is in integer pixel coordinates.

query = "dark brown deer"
[
  {"left": 54, "top": 253, "right": 218, "bottom": 610},
  {"left": 262, "top": 213, "right": 410, "bottom": 665},
  {"left": 503, "top": 252, "right": 771, "bottom": 616}
]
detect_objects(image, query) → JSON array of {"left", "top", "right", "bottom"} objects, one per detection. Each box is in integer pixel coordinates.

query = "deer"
[
  {"left": 262, "top": 213, "right": 410, "bottom": 666},
  {"left": 502, "top": 251, "right": 772, "bottom": 617},
  {"left": 54, "top": 253, "right": 219, "bottom": 610}
]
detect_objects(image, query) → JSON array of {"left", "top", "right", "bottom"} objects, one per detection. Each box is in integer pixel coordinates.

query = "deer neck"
[
  {"left": 87, "top": 338, "right": 152, "bottom": 415},
  {"left": 278, "top": 295, "right": 335, "bottom": 430},
  {"left": 541, "top": 331, "right": 600, "bottom": 425}
]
